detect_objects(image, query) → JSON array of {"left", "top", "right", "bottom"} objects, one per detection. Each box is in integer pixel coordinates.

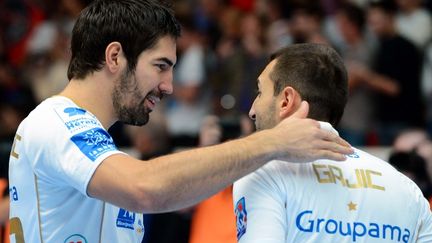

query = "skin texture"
[
  {"left": 60, "top": 36, "right": 353, "bottom": 213},
  {"left": 250, "top": 59, "right": 313, "bottom": 130}
]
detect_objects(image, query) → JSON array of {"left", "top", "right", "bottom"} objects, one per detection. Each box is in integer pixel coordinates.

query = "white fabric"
[
  {"left": 396, "top": 9, "right": 432, "bottom": 48},
  {"left": 233, "top": 122, "right": 432, "bottom": 243},
  {"left": 175, "top": 44, "right": 205, "bottom": 86},
  {"left": 9, "top": 96, "right": 144, "bottom": 243}
]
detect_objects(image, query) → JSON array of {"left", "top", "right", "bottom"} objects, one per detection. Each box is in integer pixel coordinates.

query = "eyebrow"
[{"left": 156, "top": 57, "right": 175, "bottom": 67}]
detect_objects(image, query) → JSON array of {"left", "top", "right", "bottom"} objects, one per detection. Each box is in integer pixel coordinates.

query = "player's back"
[{"left": 233, "top": 148, "right": 432, "bottom": 243}]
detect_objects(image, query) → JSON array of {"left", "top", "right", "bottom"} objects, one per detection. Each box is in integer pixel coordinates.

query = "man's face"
[
  {"left": 112, "top": 36, "right": 177, "bottom": 126},
  {"left": 367, "top": 8, "right": 392, "bottom": 37},
  {"left": 249, "top": 60, "right": 279, "bottom": 131}
]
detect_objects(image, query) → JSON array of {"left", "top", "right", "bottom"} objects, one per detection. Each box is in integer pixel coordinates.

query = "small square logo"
[
  {"left": 116, "top": 208, "right": 136, "bottom": 230},
  {"left": 235, "top": 197, "right": 247, "bottom": 240}
]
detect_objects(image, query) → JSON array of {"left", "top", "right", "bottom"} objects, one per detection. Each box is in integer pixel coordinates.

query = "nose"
[
  {"left": 249, "top": 107, "right": 256, "bottom": 121},
  {"left": 159, "top": 72, "right": 174, "bottom": 95}
]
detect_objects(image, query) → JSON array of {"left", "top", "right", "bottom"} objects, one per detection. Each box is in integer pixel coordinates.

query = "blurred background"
[{"left": 1, "top": 0, "right": 432, "bottom": 242}]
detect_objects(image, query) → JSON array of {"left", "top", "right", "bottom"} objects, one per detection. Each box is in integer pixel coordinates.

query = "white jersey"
[
  {"left": 233, "top": 122, "right": 432, "bottom": 243},
  {"left": 9, "top": 96, "right": 145, "bottom": 243}
]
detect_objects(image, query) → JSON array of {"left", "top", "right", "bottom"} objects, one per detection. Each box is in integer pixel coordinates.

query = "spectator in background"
[
  {"left": 0, "top": 0, "right": 45, "bottom": 67},
  {"left": 165, "top": 14, "right": 210, "bottom": 146},
  {"left": 423, "top": 43, "right": 432, "bottom": 135},
  {"left": 389, "top": 151, "right": 432, "bottom": 200},
  {"left": 391, "top": 129, "right": 432, "bottom": 205},
  {"left": 211, "top": 9, "right": 267, "bottom": 118},
  {"left": 395, "top": 0, "right": 432, "bottom": 49},
  {"left": 260, "top": 0, "right": 292, "bottom": 54},
  {"left": 0, "top": 56, "right": 36, "bottom": 243},
  {"left": 24, "top": 0, "right": 91, "bottom": 103},
  {"left": 366, "top": 0, "right": 424, "bottom": 145},
  {"left": 335, "top": 3, "right": 376, "bottom": 146},
  {"left": 289, "top": 3, "right": 329, "bottom": 44}
]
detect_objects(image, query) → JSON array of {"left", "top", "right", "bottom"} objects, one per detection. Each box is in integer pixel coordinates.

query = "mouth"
[{"left": 145, "top": 94, "right": 161, "bottom": 111}]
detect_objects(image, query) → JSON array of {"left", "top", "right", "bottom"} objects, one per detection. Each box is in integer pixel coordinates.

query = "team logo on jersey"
[
  {"left": 70, "top": 128, "right": 117, "bottom": 161},
  {"left": 64, "top": 107, "right": 86, "bottom": 116},
  {"left": 64, "top": 234, "right": 88, "bottom": 243},
  {"left": 235, "top": 197, "right": 247, "bottom": 240},
  {"left": 116, "top": 208, "right": 136, "bottom": 230}
]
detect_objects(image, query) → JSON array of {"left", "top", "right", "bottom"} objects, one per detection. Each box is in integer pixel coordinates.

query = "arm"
[
  {"left": 88, "top": 101, "right": 353, "bottom": 213},
  {"left": 348, "top": 62, "right": 399, "bottom": 96}
]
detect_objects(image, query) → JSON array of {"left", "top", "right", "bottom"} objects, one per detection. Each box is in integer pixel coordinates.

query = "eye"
[{"left": 155, "top": 63, "right": 169, "bottom": 71}]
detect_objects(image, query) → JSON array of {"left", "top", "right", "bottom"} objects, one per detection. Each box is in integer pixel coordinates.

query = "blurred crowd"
[{"left": 1, "top": 0, "right": 432, "bottom": 242}]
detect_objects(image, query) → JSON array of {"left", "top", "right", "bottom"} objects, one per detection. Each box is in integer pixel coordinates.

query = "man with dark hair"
[
  {"left": 233, "top": 43, "right": 432, "bottom": 242},
  {"left": 8, "top": 1, "right": 352, "bottom": 242},
  {"left": 367, "top": 0, "right": 425, "bottom": 144},
  {"left": 335, "top": 3, "right": 377, "bottom": 146}
]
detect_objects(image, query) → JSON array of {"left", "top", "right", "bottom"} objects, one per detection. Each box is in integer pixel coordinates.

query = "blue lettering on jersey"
[
  {"left": 116, "top": 208, "right": 136, "bottom": 230},
  {"left": 235, "top": 197, "right": 247, "bottom": 240},
  {"left": 347, "top": 152, "right": 360, "bottom": 159},
  {"left": 9, "top": 186, "right": 19, "bottom": 201},
  {"left": 70, "top": 128, "right": 117, "bottom": 161},
  {"left": 64, "top": 107, "right": 86, "bottom": 117},
  {"left": 295, "top": 210, "right": 410, "bottom": 242},
  {"left": 65, "top": 118, "right": 99, "bottom": 131}
]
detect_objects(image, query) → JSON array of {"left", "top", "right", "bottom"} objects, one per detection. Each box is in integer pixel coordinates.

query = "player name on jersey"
[{"left": 313, "top": 164, "right": 385, "bottom": 191}]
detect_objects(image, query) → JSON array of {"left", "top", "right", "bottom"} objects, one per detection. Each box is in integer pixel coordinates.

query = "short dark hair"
[
  {"left": 368, "top": 0, "right": 398, "bottom": 15},
  {"left": 67, "top": 0, "right": 181, "bottom": 80},
  {"left": 270, "top": 43, "right": 348, "bottom": 126}
]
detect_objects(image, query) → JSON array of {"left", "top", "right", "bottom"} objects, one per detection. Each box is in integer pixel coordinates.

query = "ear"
[
  {"left": 105, "top": 42, "right": 124, "bottom": 74},
  {"left": 279, "top": 86, "right": 302, "bottom": 119}
]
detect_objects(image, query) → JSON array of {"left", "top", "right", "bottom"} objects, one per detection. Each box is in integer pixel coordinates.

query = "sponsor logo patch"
[
  {"left": 235, "top": 197, "right": 247, "bottom": 240},
  {"left": 116, "top": 208, "right": 136, "bottom": 230},
  {"left": 295, "top": 210, "right": 411, "bottom": 242},
  {"left": 70, "top": 128, "right": 117, "bottom": 161},
  {"left": 64, "top": 107, "right": 86, "bottom": 117}
]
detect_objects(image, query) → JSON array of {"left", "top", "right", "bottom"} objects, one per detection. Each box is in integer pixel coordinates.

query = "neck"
[{"left": 59, "top": 72, "right": 116, "bottom": 129}]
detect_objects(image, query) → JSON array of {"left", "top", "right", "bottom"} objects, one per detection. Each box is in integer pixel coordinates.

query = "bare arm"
[
  {"left": 348, "top": 62, "right": 399, "bottom": 96},
  {"left": 88, "top": 102, "right": 352, "bottom": 213}
]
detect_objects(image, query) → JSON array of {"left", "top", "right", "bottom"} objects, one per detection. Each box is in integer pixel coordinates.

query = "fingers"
[
  {"left": 315, "top": 140, "right": 354, "bottom": 160},
  {"left": 317, "top": 151, "right": 347, "bottom": 161},
  {"left": 291, "top": 101, "right": 309, "bottom": 119},
  {"left": 319, "top": 130, "right": 352, "bottom": 148},
  {"left": 314, "top": 130, "right": 354, "bottom": 161}
]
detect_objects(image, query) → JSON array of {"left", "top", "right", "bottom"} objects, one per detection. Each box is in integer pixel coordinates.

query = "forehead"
[
  {"left": 139, "top": 36, "right": 177, "bottom": 64},
  {"left": 257, "top": 59, "right": 277, "bottom": 86}
]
